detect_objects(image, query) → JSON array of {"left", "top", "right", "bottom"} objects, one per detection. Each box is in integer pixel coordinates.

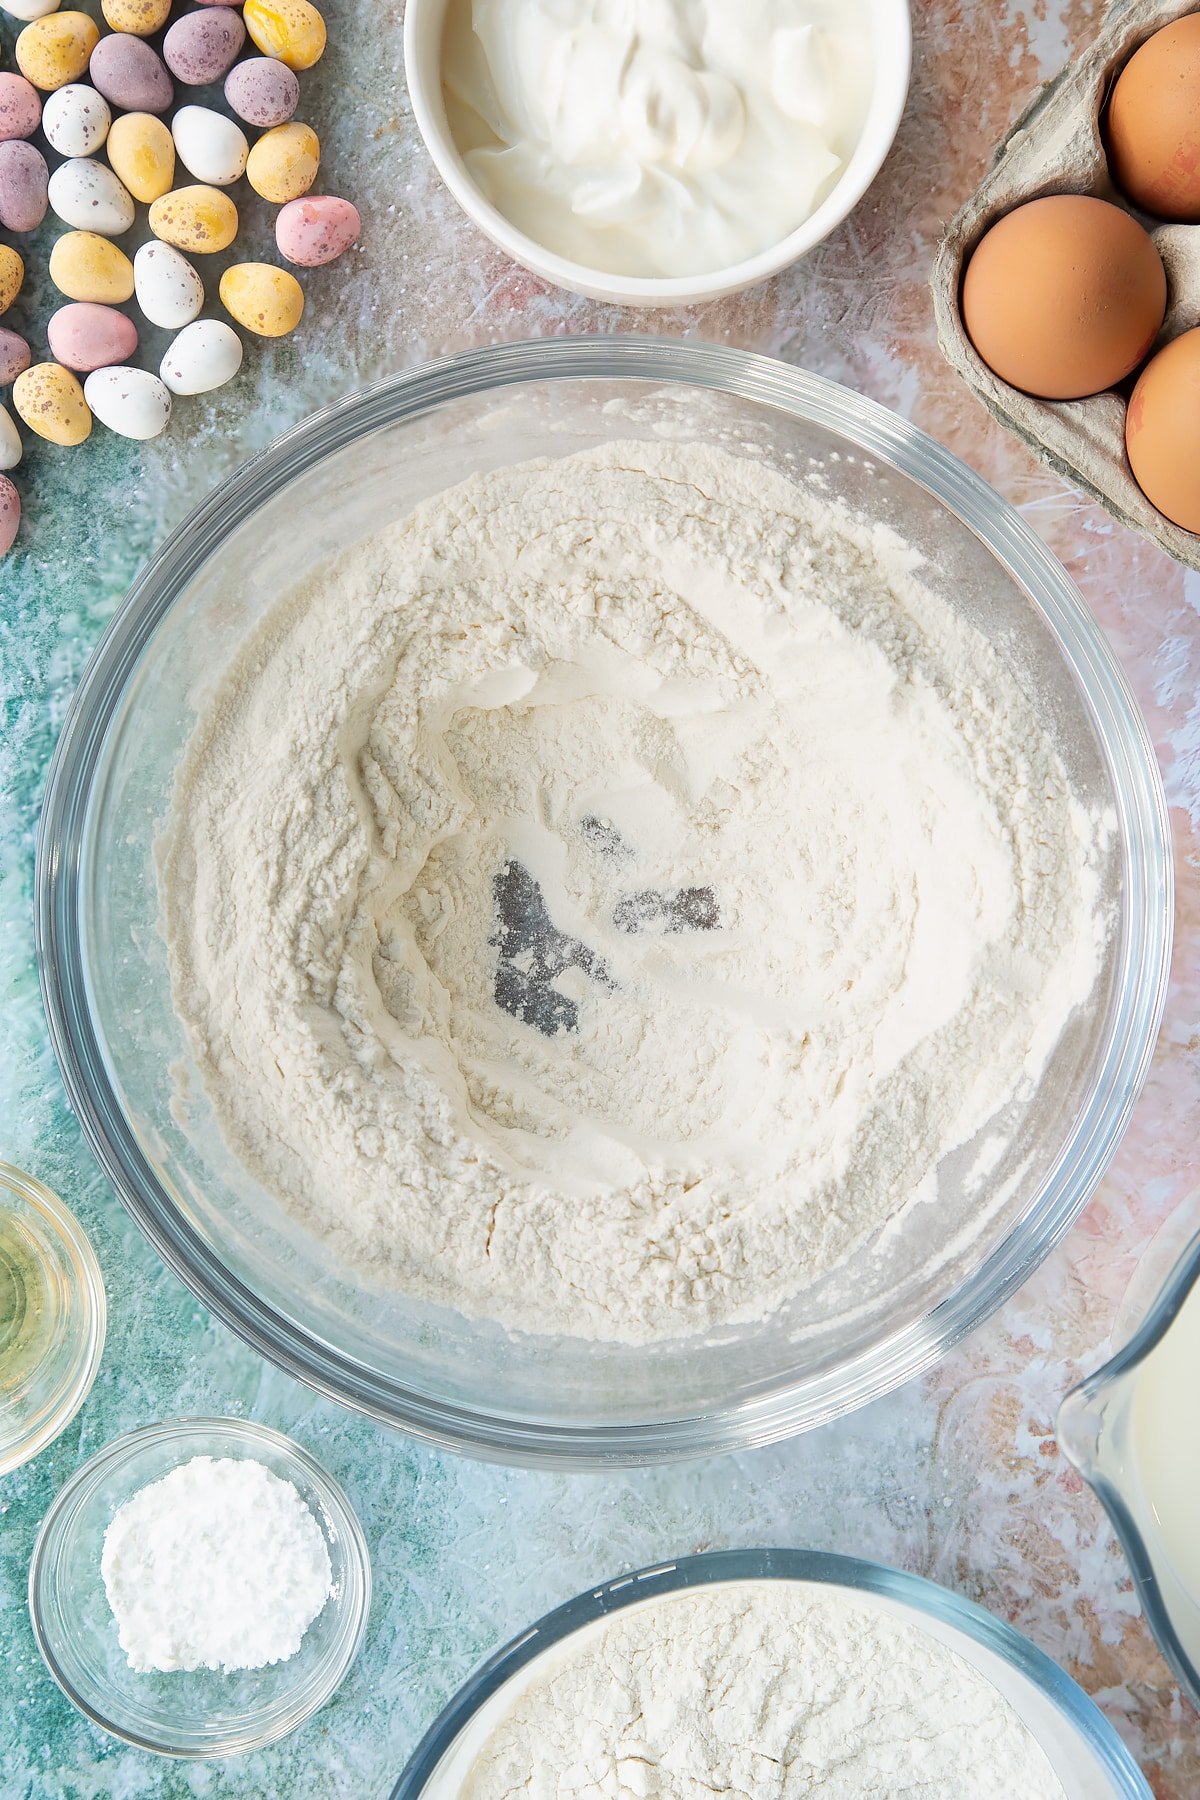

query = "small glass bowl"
[
  {"left": 0, "top": 1162, "right": 106, "bottom": 1477},
  {"left": 28, "top": 1416, "right": 372, "bottom": 1758}
]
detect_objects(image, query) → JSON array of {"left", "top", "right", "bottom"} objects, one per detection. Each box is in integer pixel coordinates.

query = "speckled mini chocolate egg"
[
  {"left": 89, "top": 33, "right": 173, "bottom": 114},
  {"left": 171, "top": 104, "right": 248, "bottom": 187},
  {"left": 0, "top": 475, "right": 19, "bottom": 557},
  {"left": 42, "top": 82, "right": 111, "bottom": 157},
  {"left": 48, "top": 156, "right": 135, "bottom": 235},
  {"left": 0, "top": 0, "right": 59, "bottom": 21},
  {"left": 0, "top": 326, "right": 31, "bottom": 384},
  {"left": 163, "top": 8, "right": 245, "bottom": 85},
  {"left": 159, "top": 316, "right": 242, "bottom": 393},
  {"left": 961, "top": 195, "right": 1166, "bottom": 400},
  {"left": 16, "top": 13, "right": 100, "bottom": 92},
  {"left": 246, "top": 120, "right": 319, "bottom": 203},
  {"left": 101, "top": 0, "right": 172, "bottom": 36},
  {"left": 0, "top": 245, "right": 24, "bottom": 315},
  {"left": 0, "top": 402, "right": 21, "bottom": 472},
  {"left": 219, "top": 260, "right": 303, "bottom": 336},
  {"left": 0, "top": 139, "right": 48, "bottom": 232},
  {"left": 149, "top": 183, "right": 238, "bottom": 253},
  {"left": 106, "top": 111, "right": 175, "bottom": 203},
  {"left": 84, "top": 364, "right": 171, "bottom": 439},
  {"left": 48, "top": 230, "right": 134, "bottom": 303},
  {"left": 47, "top": 300, "right": 138, "bottom": 372},
  {"left": 133, "top": 239, "right": 204, "bottom": 327},
  {"left": 13, "top": 360, "right": 92, "bottom": 444},
  {"left": 243, "top": 0, "right": 326, "bottom": 71},
  {"left": 276, "top": 194, "right": 360, "bottom": 266},
  {"left": 223, "top": 56, "right": 299, "bottom": 129},
  {"left": 0, "top": 71, "right": 42, "bottom": 141}
]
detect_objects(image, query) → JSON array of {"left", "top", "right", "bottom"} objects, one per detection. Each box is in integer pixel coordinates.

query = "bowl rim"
[
  {"left": 34, "top": 335, "right": 1173, "bottom": 1468},
  {"left": 0, "top": 1160, "right": 107, "bottom": 1478},
  {"left": 402, "top": 0, "right": 913, "bottom": 305},
  {"left": 388, "top": 1547, "right": 1153, "bottom": 1797},
  {"left": 26, "top": 1413, "right": 373, "bottom": 1759}
]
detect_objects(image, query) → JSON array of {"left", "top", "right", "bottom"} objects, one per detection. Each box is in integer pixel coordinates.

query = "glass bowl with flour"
[
  {"left": 36, "top": 340, "right": 1171, "bottom": 1464},
  {"left": 390, "top": 1550, "right": 1152, "bottom": 1798}
]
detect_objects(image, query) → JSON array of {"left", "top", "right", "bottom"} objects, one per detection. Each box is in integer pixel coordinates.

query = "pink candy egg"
[
  {"left": 224, "top": 56, "right": 298, "bottom": 128},
  {"left": 164, "top": 9, "right": 245, "bottom": 85},
  {"left": 276, "top": 195, "right": 360, "bottom": 267},
  {"left": 0, "top": 72, "right": 42, "bottom": 143},
  {"left": 47, "top": 301, "right": 139, "bottom": 373},
  {"left": 90, "top": 33, "right": 174, "bottom": 114},
  {"left": 0, "top": 475, "right": 19, "bottom": 557},
  {"left": 0, "top": 139, "right": 48, "bottom": 233},
  {"left": 0, "top": 328, "right": 31, "bottom": 385}
]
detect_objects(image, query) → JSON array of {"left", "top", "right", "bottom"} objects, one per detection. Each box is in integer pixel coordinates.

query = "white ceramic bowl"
[{"left": 404, "top": 0, "right": 912, "bottom": 305}]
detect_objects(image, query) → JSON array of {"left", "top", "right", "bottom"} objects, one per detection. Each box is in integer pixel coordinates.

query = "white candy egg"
[
  {"left": 159, "top": 318, "right": 243, "bottom": 395},
  {"left": 171, "top": 105, "right": 249, "bottom": 188},
  {"left": 84, "top": 366, "right": 172, "bottom": 440},
  {"left": 0, "top": 0, "right": 61, "bottom": 20},
  {"left": 0, "top": 402, "right": 21, "bottom": 472},
  {"left": 41, "top": 84, "right": 111, "bottom": 158},
  {"left": 133, "top": 241, "right": 204, "bottom": 329},
  {"left": 48, "top": 159, "right": 135, "bottom": 237}
]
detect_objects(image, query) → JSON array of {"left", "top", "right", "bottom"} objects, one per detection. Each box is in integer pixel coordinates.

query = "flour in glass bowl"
[
  {"left": 159, "top": 440, "right": 1109, "bottom": 1345},
  {"left": 456, "top": 1584, "right": 1067, "bottom": 1798}
]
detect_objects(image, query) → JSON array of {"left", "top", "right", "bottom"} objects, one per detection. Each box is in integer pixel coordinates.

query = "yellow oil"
[{"left": 0, "top": 1208, "right": 55, "bottom": 1398}]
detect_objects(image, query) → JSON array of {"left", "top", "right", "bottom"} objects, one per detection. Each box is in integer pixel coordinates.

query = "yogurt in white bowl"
[{"left": 404, "top": 0, "right": 911, "bottom": 304}]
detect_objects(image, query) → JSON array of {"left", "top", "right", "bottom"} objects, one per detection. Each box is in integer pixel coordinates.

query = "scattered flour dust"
[
  {"left": 100, "top": 1455, "right": 333, "bottom": 1673},
  {"left": 159, "top": 440, "right": 1108, "bottom": 1344},
  {"left": 458, "top": 1582, "right": 1067, "bottom": 1798}
]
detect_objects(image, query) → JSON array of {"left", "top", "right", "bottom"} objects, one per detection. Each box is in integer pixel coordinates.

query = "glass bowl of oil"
[{"left": 0, "top": 1162, "right": 106, "bottom": 1476}]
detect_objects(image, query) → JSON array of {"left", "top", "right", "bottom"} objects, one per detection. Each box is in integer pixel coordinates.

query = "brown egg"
[
  {"left": 1107, "top": 16, "right": 1200, "bottom": 220},
  {"left": 961, "top": 195, "right": 1166, "bottom": 400},
  {"left": 1126, "top": 327, "right": 1200, "bottom": 532}
]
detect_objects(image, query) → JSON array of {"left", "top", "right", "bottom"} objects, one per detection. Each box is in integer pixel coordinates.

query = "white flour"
[
  {"left": 459, "top": 1582, "right": 1067, "bottom": 1798},
  {"left": 100, "top": 1455, "right": 333, "bottom": 1673},
  {"left": 159, "top": 440, "right": 1107, "bottom": 1343}
]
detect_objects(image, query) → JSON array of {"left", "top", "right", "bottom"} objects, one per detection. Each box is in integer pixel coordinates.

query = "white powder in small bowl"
[{"left": 100, "top": 1453, "right": 333, "bottom": 1674}]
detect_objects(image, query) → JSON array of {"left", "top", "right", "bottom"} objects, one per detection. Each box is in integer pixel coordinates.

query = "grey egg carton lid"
[{"left": 932, "top": 0, "right": 1200, "bottom": 571}]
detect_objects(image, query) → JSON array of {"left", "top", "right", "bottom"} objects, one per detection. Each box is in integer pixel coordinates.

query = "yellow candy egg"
[
  {"left": 243, "top": 0, "right": 326, "bottom": 71},
  {"left": 48, "top": 231, "right": 135, "bottom": 304},
  {"left": 0, "top": 246, "right": 23, "bottom": 316},
  {"left": 245, "top": 122, "right": 319, "bottom": 204},
  {"left": 107, "top": 113, "right": 176, "bottom": 205},
  {"left": 13, "top": 362, "right": 92, "bottom": 446},
  {"left": 149, "top": 185, "right": 239, "bottom": 254},
  {"left": 16, "top": 13, "right": 101, "bottom": 92},
  {"left": 219, "top": 262, "right": 304, "bottom": 337},
  {"left": 101, "top": 0, "right": 172, "bottom": 34}
]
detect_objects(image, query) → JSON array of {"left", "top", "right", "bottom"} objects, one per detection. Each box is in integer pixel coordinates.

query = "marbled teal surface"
[{"left": 2, "top": 1, "right": 1199, "bottom": 1796}]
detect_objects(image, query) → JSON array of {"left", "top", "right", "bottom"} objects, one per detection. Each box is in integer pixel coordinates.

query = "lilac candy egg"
[
  {"left": 276, "top": 195, "right": 361, "bottom": 267},
  {"left": 90, "top": 34, "right": 174, "bottom": 115},
  {"left": 0, "top": 72, "right": 42, "bottom": 143},
  {"left": 0, "top": 140, "right": 48, "bottom": 233},
  {"left": 0, "top": 327, "right": 31, "bottom": 385},
  {"left": 163, "top": 9, "right": 245, "bottom": 85},
  {"left": 224, "top": 56, "right": 298, "bottom": 128},
  {"left": 47, "top": 301, "right": 139, "bottom": 373},
  {"left": 0, "top": 475, "right": 19, "bottom": 557}
]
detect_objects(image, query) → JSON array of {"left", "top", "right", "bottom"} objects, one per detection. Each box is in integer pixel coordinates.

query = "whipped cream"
[{"left": 442, "top": 0, "right": 871, "bottom": 278}]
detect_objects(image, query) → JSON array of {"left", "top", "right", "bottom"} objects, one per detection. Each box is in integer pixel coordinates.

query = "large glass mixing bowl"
[{"left": 35, "top": 339, "right": 1172, "bottom": 1466}]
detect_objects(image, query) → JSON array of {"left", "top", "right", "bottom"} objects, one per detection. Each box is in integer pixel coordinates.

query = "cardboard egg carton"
[{"left": 932, "top": 0, "right": 1200, "bottom": 570}]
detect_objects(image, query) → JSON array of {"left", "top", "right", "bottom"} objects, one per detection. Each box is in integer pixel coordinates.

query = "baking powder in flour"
[
  {"left": 458, "top": 1583, "right": 1067, "bottom": 1798},
  {"left": 159, "top": 440, "right": 1109, "bottom": 1343}
]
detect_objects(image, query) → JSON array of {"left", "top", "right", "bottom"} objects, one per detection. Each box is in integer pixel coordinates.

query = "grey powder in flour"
[{"left": 159, "top": 441, "right": 1108, "bottom": 1343}]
